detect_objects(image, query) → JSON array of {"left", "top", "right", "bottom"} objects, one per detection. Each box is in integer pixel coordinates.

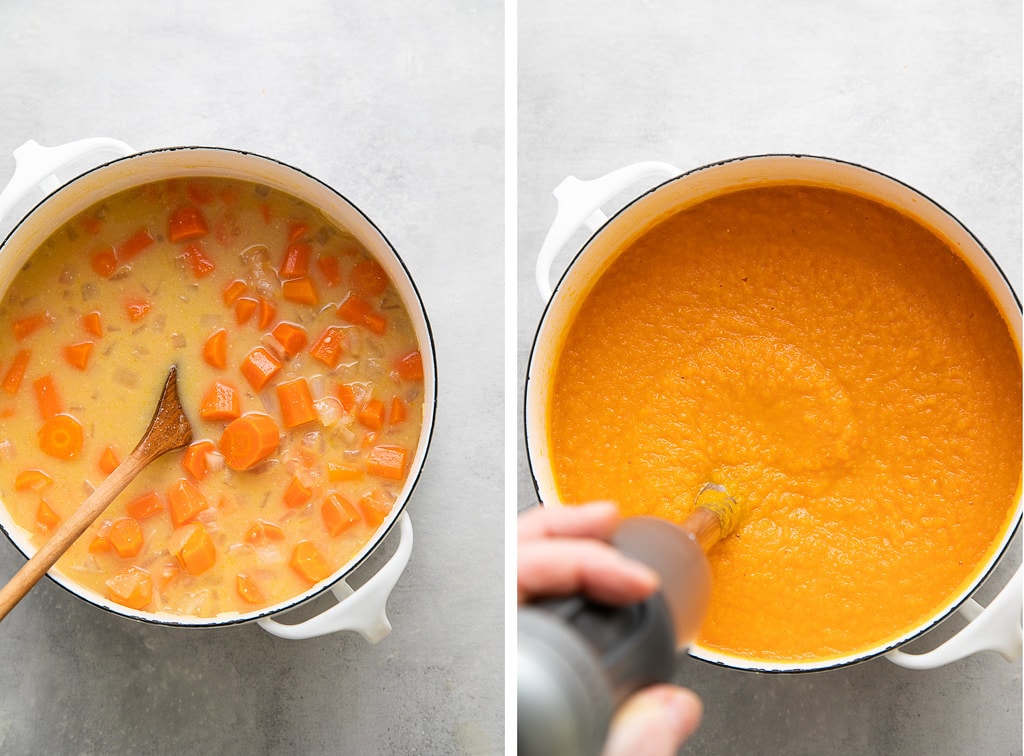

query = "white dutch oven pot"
[
  {"left": 525, "top": 156, "right": 1022, "bottom": 671},
  {"left": 0, "top": 138, "right": 437, "bottom": 641}
]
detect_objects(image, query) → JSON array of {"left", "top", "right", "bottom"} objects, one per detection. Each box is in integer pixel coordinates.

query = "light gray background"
[
  {"left": 0, "top": 2, "right": 503, "bottom": 754},
  {"left": 518, "top": 2, "right": 1022, "bottom": 755}
]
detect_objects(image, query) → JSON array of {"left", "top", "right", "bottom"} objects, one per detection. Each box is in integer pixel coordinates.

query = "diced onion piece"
[
  {"left": 205, "top": 450, "right": 225, "bottom": 474},
  {"left": 308, "top": 374, "right": 326, "bottom": 401},
  {"left": 315, "top": 397, "right": 343, "bottom": 427}
]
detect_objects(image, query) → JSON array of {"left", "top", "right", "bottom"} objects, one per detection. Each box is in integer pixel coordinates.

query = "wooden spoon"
[{"left": 0, "top": 366, "right": 193, "bottom": 621}]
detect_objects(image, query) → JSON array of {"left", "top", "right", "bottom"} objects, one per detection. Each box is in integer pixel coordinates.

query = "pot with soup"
[
  {"left": 525, "top": 156, "right": 1022, "bottom": 671},
  {"left": 0, "top": 139, "right": 435, "bottom": 638}
]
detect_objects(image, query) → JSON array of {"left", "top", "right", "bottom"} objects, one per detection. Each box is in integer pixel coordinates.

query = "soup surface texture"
[
  {"left": 0, "top": 177, "right": 424, "bottom": 618},
  {"left": 549, "top": 185, "right": 1021, "bottom": 663}
]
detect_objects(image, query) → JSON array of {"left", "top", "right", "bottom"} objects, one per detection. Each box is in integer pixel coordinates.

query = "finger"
[
  {"left": 518, "top": 537, "right": 659, "bottom": 604},
  {"left": 518, "top": 501, "right": 621, "bottom": 543},
  {"left": 602, "top": 685, "right": 703, "bottom": 756}
]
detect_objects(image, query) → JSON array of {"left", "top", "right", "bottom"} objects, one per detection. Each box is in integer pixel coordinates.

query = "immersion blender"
[{"left": 518, "top": 484, "right": 740, "bottom": 756}]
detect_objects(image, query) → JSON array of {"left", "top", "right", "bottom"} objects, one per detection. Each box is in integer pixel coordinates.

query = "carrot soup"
[
  {"left": 0, "top": 177, "right": 425, "bottom": 618},
  {"left": 549, "top": 184, "right": 1022, "bottom": 663}
]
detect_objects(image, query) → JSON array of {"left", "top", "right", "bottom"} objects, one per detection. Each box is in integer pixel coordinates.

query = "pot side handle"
[
  {"left": 0, "top": 137, "right": 135, "bottom": 224},
  {"left": 535, "top": 161, "right": 681, "bottom": 301},
  {"left": 257, "top": 511, "right": 413, "bottom": 642},
  {"left": 885, "top": 565, "right": 1022, "bottom": 669}
]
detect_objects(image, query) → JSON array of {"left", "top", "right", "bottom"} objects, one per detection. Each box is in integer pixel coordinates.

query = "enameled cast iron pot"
[
  {"left": 0, "top": 138, "right": 437, "bottom": 641},
  {"left": 524, "top": 156, "right": 1022, "bottom": 672}
]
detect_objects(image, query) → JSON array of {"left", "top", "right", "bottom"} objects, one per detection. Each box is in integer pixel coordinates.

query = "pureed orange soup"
[
  {"left": 0, "top": 177, "right": 424, "bottom": 618},
  {"left": 550, "top": 184, "right": 1022, "bottom": 663}
]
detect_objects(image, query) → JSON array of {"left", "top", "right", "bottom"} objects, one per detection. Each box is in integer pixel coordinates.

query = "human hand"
[{"left": 518, "top": 502, "right": 703, "bottom": 755}]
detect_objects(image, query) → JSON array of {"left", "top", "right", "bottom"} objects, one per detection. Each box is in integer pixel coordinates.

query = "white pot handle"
[
  {"left": 886, "top": 565, "right": 1022, "bottom": 669},
  {"left": 257, "top": 511, "right": 413, "bottom": 642},
  {"left": 535, "top": 161, "right": 681, "bottom": 301},
  {"left": 0, "top": 137, "right": 135, "bottom": 224}
]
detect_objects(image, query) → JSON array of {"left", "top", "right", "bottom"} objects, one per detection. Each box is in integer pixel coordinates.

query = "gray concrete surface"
[
  {"left": 517, "top": 1, "right": 1022, "bottom": 755},
  {"left": 0, "top": 2, "right": 1020, "bottom": 754},
  {"left": 0, "top": 2, "right": 503, "bottom": 754}
]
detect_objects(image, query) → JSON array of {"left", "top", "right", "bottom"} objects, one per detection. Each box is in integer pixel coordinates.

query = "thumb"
[{"left": 602, "top": 685, "right": 703, "bottom": 756}]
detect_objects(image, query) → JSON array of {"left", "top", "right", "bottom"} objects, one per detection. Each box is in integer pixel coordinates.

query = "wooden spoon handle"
[
  {"left": 0, "top": 366, "right": 191, "bottom": 622},
  {"left": 0, "top": 447, "right": 151, "bottom": 622}
]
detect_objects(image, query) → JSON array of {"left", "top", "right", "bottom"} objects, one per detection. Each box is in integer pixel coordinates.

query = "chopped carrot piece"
[
  {"left": 35, "top": 499, "right": 60, "bottom": 530},
  {"left": 200, "top": 380, "right": 241, "bottom": 421},
  {"left": 182, "top": 440, "right": 216, "bottom": 481},
  {"left": 284, "top": 474, "right": 313, "bottom": 508},
  {"left": 125, "top": 296, "right": 152, "bottom": 322},
  {"left": 118, "top": 228, "right": 155, "bottom": 261},
  {"left": 15, "top": 469, "right": 52, "bottom": 491},
  {"left": 322, "top": 493, "right": 361, "bottom": 537},
  {"left": 181, "top": 242, "right": 216, "bottom": 278},
  {"left": 239, "top": 347, "right": 282, "bottom": 391},
  {"left": 282, "top": 276, "right": 319, "bottom": 306},
  {"left": 390, "top": 396, "right": 408, "bottom": 425},
  {"left": 222, "top": 279, "right": 248, "bottom": 306},
  {"left": 351, "top": 259, "right": 389, "bottom": 296},
  {"left": 326, "top": 462, "right": 363, "bottom": 481},
  {"left": 234, "top": 296, "right": 258, "bottom": 325},
  {"left": 279, "top": 242, "right": 312, "bottom": 279},
  {"left": 63, "top": 341, "right": 93, "bottom": 370},
  {"left": 90, "top": 246, "right": 118, "bottom": 277},
  {"left": 236, "top": 573, "right": 265, "bottom": 604},
  {"left": 33, "top": 375, "right": 63, "bottom": 420},
  {"left": 13, "top": 313, "right": 48, "bottom": 341},
  {"left": 89, "top": 534, "right": 111, "bottom": 554},
  {"left": 186, "top": 181, "right": 215, "bottom": 205},
  {"left": 335, "top": 383, "right": 358, "bottom": 413},
  {"left": 168, "top": 206, "right": 209, "bottom": 242},
  {"left": 288, "top": 222, "right": 309, "bottom": 242},
  {"left": 82, "top": 311, "right": 103, "bottom": 338},
  {"left": 364, "top": 313, "right": 387, "bottom": 335},
  {"left": 277, "top": 377, "right": 318, "bottom": 429},
  {"left": 126, "top": 491, "right": 163, "bottom": 520},
  {"left": 317, "top": 254, "right": 341, "bottom": 286},
  {"left": 108, "top": 517, "right": 144, "bottom": 558},
  {"left": 290, "top": 541, "right": 331, "bottom": 584},
  {"left": 169, "top": 523, "right": 216, "bottom": 575},
  {"left": 357, "top": 492, "right": 391, "bottom": 529},
  {"left": 203, "top": 329, "right": 228, "bottom": 369},
  {"left": 358, "top": 398, "right": 386, "bottom": 431},
  {"left": 338, "top": 292, "right": 372, "bottom": 325},
  {"left": 81, "top": 216, "right": 103, "bottom": 235},
  {"left": 367, "top": 445, "right": 409, "bottom": 480},
  {"left": 219, "top": 412, "right": 280, "bottom": 470},
  {"left": 38, "top": 414, "right": 83, "bottom": 459},
  {"left": 257, "top": 297, "right": 276, "bottom": 330},
  {"left": 395, "top": 350, "right": 424, "bottom": 382},
  {"left": 271, "top": 322, "right": 308, "bottom": 357},
  {"left": 106, "top": 566, "right": 153, "bottom": 609},
  {"left": 308, "top": 326, "right": 346, "bottom": 368},
  {"left": 245, "top": 520, "right": 285, "bottom": 543},
  {"left": 167, "top": 477, "right": 208, "bottom": 528},
  {"left": 2, "top": 350, "right": 30, "bottom": 394},
  {"left": 98, "top": 445, "right": 120, "bottom": 475}
]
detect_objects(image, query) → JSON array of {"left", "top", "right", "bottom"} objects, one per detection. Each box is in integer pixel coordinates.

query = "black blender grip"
[{"left": 533, "top": 590, "right": 677, "bottom": 707}]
